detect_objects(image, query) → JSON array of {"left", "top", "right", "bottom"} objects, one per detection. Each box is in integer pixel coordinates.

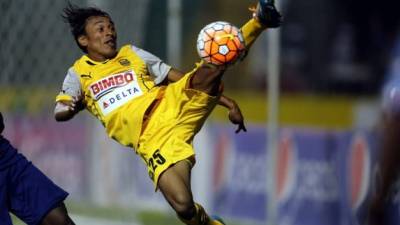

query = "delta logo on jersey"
[
  {"left": 348, "top": 133, "right": 370, "bottom": 210},
  {"left": 276, "top": 132, "right": 297, "bottom": 203},
  {"left": 89, "top": 70, "right": 143, "bottom": 115}
]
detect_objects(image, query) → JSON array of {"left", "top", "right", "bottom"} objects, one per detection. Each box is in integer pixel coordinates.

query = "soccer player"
[
  {"left": 54, "top": 1, "right": 282, "bottom": 224},
  {"left": 0, "top": 112, "right": 75, "bottom": 225}
]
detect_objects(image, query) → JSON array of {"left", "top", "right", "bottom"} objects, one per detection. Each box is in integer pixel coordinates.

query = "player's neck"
[{"left": 86, "top": 52, "right": 117, "bottom": 63}]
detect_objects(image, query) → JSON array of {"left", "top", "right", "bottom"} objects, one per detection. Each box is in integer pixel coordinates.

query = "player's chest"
[
  {"left": 80, "top": 65, "right": 148, "bottom": 115},
  {"left": 80, "top": 59, "right": 148, "bottom": 95}
]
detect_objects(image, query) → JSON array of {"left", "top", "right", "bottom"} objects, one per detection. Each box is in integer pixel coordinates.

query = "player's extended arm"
[
  {"left": 165, "top": 68, "right": 185, "bottom": 83},
  {"left": 378, "top": 114, "right": 400, "bottom": 190},
  {"left": 218, "top": 95, "right": 247, "bottom": 133},
  {"left": 367, "top": 112, "right": 400, "bottom": 225},
  {"left": 379, "top": 113, "right": 400, "bottom": 197}
]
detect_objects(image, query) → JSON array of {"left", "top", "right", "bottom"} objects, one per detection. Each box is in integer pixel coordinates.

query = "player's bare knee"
[
  {"left": 170, "top": 194, "right": 195, "bottom": 216},
  {"left": 175, "top": 204, "right": 196, "bottom": 219}
]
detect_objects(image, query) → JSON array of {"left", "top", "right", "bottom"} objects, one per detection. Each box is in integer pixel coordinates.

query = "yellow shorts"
[{"left": 136, "top": 71, "right": 219, "bottom": 189}]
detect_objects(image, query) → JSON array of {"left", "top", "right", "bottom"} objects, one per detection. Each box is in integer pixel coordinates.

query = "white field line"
[{"left": 71, "top": 214, "right": 141, "bottom": 225}]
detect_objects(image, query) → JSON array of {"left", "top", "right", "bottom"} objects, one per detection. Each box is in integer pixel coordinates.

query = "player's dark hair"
[{"left": 62, "top": 2, "right": 111, "bottom": 53}]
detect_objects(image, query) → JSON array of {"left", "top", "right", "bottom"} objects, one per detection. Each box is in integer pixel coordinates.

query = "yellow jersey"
[{"left": 56, "top": 44, "right": 171, "bottom": 149}]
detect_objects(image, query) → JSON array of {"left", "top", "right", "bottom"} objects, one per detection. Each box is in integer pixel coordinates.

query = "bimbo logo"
[
  {"left": 89, "top": 71, "right": 134, "bottom": 100},
  {"left": 276, "top": 132, "right": 297, "bottom": 203},
  {"left": 348, "top": 133, "right": 370, "bottom": 210}
]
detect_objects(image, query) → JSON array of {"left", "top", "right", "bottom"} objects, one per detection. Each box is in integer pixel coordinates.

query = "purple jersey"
[
  {"left": 0, "top": 136, "right": 68, "bottom": 225},
  {"left": 0, "top": 137, "right": 22, "bottom": 170}
]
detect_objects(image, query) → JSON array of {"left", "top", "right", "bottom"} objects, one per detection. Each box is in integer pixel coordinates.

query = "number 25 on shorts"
[{"left": 147, "top": 149, "right": 166, "bottom": 180}]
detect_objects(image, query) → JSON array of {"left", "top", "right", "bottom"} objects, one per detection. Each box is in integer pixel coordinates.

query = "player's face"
[{"left": 80, "top": 16, "right": 117, "bottom": 61}]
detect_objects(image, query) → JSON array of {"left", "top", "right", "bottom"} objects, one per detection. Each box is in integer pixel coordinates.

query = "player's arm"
[
  {"left": 367, "top": 112, "right": 400, "bottom": 225},
  {"left": 218, "top": 95, "right": 247, "bottom": 133},
  {"left": 54, "top": 97, "right": 83, "bottom": 121},
  {"left": 54, "top": 69, "right": 84, "bottom": 122},
  {"left": 367, "top": 81, "right": 400, "bottom": 225},
  {"left": 380, "top": 112, "right": 400, "bottom": 194},
  {"left": 376, "top": 84, "right": 400, "bottom": 200},
  {"left": 374, "top": 112, "right": 400, "bottom": 200},
  {"left": 165, "top": 68, "right": 184, "bottom": 83}
]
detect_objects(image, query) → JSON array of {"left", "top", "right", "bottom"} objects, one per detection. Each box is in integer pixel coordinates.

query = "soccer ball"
[{"left": 197, "top": 21, "right": 246, "bottom": 66}]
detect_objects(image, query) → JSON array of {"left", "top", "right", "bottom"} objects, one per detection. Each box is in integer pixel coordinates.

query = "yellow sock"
[
  {"left": 208, "top": 219, "right": 225, "bottom": 225},
  {"left": 240, "top": 18, "right": 266, "bottom": 49},
  {"left": 178, "top": 203, "right": 210, "bottom": 225},
  {"left": 208, "top": 215, "right": 226, "bottom": 225}
]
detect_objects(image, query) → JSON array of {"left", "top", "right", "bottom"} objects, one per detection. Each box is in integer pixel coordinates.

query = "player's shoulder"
[
  {"left": 120, "top": 44, "right": 160, "bottom": 63},
  {"left": 121, "top": 44, "right": 145, "bottom": 57},
  {"left": 125, "top": 44, "right": 154, "bottom": 56},
  {"left": 66, "top": 67, "right": 80, "bottom": 78},
  {"left": 72, "top": 54, "right": 100, "bottom": 74},
  {"left": 72, "top": 54, "right": 89, "bottom": 69},
  {"left": 113, "top": 44, "right": 142, "bottom": 60}
]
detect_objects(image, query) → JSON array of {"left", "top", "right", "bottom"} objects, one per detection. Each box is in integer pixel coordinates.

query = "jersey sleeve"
[
  {"left": 131, "top": 45, "right": 171, "bottom": 85},
  {"left": 55, "top": 68, "right": 82, "bottom": 102}
]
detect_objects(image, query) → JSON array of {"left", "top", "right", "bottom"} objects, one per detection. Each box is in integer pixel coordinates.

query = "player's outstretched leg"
[
  {"left": 189, "top": 0, "right": 282, "bottom": 96},
  {"left": 158, "top": 161, "right": 222, "bottom": 225},
  {"left": 241, "top": 0, "right": 282, "bottom": 50}
]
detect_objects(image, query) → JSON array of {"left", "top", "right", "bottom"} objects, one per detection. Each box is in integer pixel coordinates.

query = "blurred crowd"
[{"left": 280, "top": 0, "right": 400, "bottom": 94}]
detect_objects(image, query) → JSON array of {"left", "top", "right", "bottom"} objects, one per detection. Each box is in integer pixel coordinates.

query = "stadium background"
[{"left": 1, "top": 0, "right": 400, "bottom": 224}]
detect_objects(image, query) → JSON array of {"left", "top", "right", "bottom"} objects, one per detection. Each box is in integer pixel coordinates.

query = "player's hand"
[
  {"left": 228, "top": 102, "right": 247, "bottom": 133},
  {"left": 55, "top": 96, "right": 85, "bottom": 122},
  {"left": 59, "top": 96, "right": 84, "bottom": 113}
]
